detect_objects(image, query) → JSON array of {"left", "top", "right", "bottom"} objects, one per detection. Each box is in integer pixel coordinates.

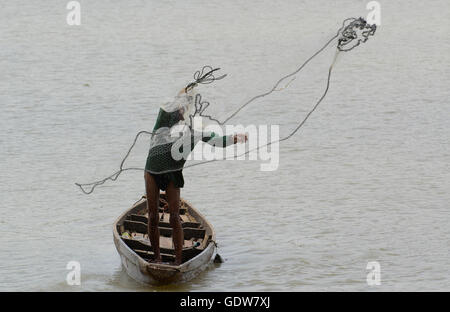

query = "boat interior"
[{"left": 116, "top": 194, "right": 210, "bottom": 264}]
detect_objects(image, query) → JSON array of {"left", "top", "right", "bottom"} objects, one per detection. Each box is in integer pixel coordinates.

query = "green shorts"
[{"left": 147, "top": 170, "right": 184, "bottom": 191}]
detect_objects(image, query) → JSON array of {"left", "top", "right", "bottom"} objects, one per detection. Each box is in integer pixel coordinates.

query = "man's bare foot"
[
  {"left": 173, "top": 259, "right": 182, "bottom": 266},
  {"left": 149, "top": 257, "right": 162, "bottom": 264}
]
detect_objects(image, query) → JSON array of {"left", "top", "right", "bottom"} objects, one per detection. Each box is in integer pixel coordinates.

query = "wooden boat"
[{"left": 113, "top": 194, "right": 217, "bottom": 285}]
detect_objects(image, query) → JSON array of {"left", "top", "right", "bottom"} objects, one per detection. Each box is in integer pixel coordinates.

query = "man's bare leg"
[
  {"left": 144, "top": 172, "right": 161, "bottom": 263},
  {"left": 166, "top": 182, "right": 183, "bottom": 265}
]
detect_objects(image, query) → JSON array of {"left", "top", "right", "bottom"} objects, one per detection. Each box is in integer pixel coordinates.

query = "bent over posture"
[{"left": 144, "top": 87, "right": 247, "bottom": 265}]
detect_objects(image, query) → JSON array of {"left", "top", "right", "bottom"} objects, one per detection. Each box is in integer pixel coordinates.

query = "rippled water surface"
[{"left": 0, "top": 0, "right": 449, "bottom": 291}]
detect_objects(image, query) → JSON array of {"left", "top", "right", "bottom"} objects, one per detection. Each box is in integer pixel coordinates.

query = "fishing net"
[
  {"left": 75, "top": 17, "right": 377, "bottom": 194},
  {"left": 338, "top": 17, "right": 377, "bottom": 52},
  {"left": 140, "top": 83, "right": 236, "bottom": 175}
]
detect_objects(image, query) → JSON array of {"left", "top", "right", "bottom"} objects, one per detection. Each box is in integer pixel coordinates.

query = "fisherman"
[{"left": 144, "top": 84, "right": 247, "bottom": 265}]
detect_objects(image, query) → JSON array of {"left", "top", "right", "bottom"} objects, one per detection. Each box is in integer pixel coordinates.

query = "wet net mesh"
[{"left": 76, "top": 17, "right": 377, "bottom": 194}]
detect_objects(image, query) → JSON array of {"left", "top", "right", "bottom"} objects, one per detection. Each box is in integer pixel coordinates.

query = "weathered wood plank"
[
  {"left": 128, "top": 214, "right": 200, "bottom": 228},
  {"left": 124, "top": 240, "right": 203, "bottom": 263},
  {"left": 134, "top": 249, "right": 176, "bottom": 262},
  {"left": 123, "top": 220, "right": 206, "bottom": 240}
]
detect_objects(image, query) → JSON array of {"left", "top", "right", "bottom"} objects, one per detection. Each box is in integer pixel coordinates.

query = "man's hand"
[{"left": 233, "top": 133, "right": 248, "bottom": 144}]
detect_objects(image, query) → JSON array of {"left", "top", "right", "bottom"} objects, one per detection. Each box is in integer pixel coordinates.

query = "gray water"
[{"left": 0, "top": 0, "right": 449, "bottom": 291}]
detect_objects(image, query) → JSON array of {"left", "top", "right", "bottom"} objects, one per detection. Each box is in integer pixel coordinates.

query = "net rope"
[{"left": 75, "top": 17, "right": 376, "bottom": 194}]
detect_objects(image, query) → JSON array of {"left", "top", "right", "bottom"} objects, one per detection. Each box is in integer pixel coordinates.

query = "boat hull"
[{"left": 113, "top": 196, "right": 216, "bottom": 285}]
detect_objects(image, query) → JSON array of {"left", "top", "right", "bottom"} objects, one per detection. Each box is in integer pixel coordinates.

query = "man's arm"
[{"left": 202, "top": 132, "right": 248, "bottom": 147}]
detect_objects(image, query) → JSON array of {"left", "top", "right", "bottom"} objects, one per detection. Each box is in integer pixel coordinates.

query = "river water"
[{"left": 0, "top": 0, "right": 449, "bottom": 291}]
